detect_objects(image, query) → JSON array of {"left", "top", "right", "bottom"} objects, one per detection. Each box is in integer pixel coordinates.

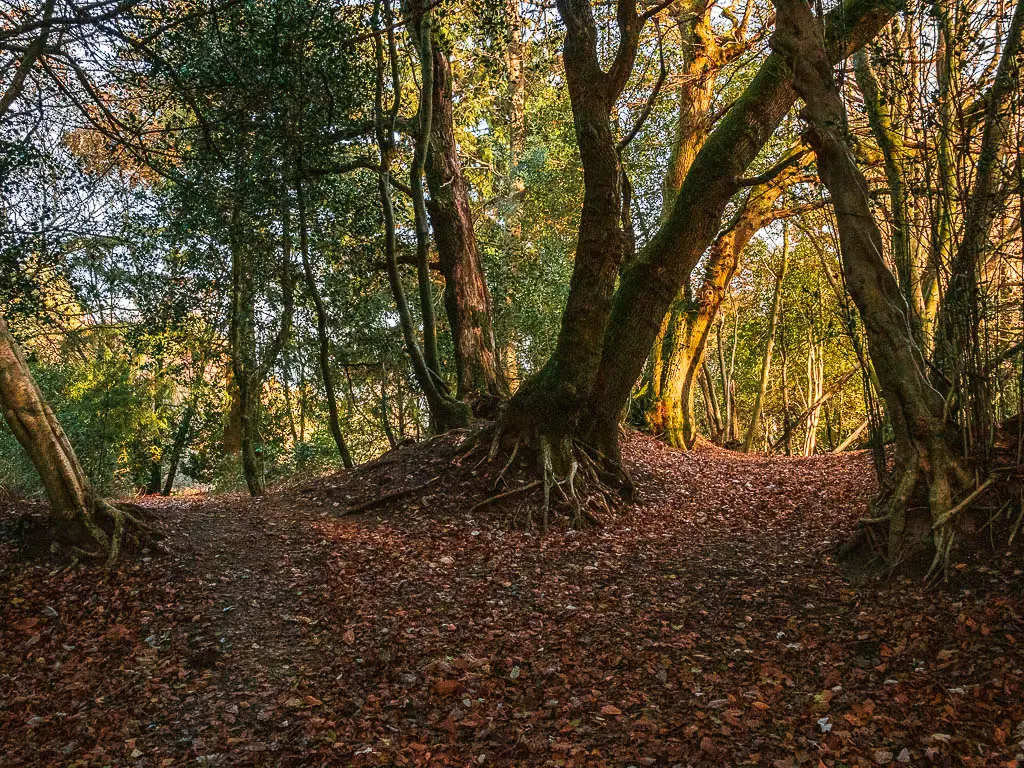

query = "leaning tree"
[
  {"left": 769, "top": 0, "right": 1024, "bottom": 575},
  {"left": 0, "top": 0, "right": 165, "bottom": 557},
  {"left": 0, "top": 315, "right": 159, "bottom": 559}
]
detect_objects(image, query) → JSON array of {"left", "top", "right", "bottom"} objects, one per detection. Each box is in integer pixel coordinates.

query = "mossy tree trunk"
[
  {"left": 644, "top": 0, "right": 751, "bottom": 447},
  {"left": 854, "top": 43, "right": 924, "bottom": 343},
  {"left": 771, "top": 0, "right": 970, "bottom": 574},
  {"left": 495, "top": 0, "right": 641, "bottom": 458}
]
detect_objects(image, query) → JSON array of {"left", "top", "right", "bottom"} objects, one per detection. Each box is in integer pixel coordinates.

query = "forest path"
[{"left": 2, "top": 432, "right": 1023, "bottom": 767}]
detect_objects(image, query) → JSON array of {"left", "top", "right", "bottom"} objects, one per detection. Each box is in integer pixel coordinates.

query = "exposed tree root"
[
  {"left": 62, "top": 497, "right": 165, "bottom": 565},
  {"left": 847, "top": 444, "right": 988, "bottom": 581},
  {"left": 456, "top": 421, "right": 633, "bottom": 531}
]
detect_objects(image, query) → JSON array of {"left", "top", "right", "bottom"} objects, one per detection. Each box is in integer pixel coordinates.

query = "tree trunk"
[
  {"left": 492, "top": 0, "right": 642, "bottom": 463},
  {"left": 227, "top": 188, "right": 295, "bottom": 495},
  {"left": 644, "top": 0, "right": 742, "bottom": 448},
  {"left": 505, "top": 0, "right": 526, "bottom": 184},
  {"left": 854, "top": 43, "right": 923, "bottom": 341},
  {"left": 772, "top": 0, "right": 969, "bottom": 575},
  {"left": 373, "top": 0, "right": 471, "bottom": 433},
  {"left": 379, "top": 380, "right": 398, "bottom": 449},
  {"left": 649, "top": 168, "right": 800, "bottom": 447},
  {"left": 406, "top": 7, "right": 442, "bottom": 380},
  {"left": 297, "top": 181, "right": 355, "bottom": 468},
  {"left": 410, "top": 0, "right": 507, "bottom": 406},
  {"left": 699, "top": 362, "right": 724, "bottom": 441},
  {"left": 0, "top": 314, "right": 156, "bottom": 559},
  {"left": 802, "top": 335, "right": 824, "bottom": 455},
  {"left": 162, "top": 399, "right": 196, "bottom": 496},
  {"left": 227, "top": 205, "right": 263, "bottom": 494},
  {"left": 780, "top": 337, "right": 792, "bottom": 455},
  {"left": 743, "top": 224, "right": 789, "bottom": 452},
  {"left": 223, "top": 373, "right": 243, "bottom": 455}
]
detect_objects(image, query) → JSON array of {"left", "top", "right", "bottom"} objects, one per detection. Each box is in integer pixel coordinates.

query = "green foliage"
[{"left": 0, "top": 333, "right": 169, "bottom": 497}]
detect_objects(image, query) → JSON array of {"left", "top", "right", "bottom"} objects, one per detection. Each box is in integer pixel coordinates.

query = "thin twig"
[
  {"left": 337, "top": 476, "right": 441, "bottom": 516},
  {"left": 469, "top": 481, "right": 541, "bottom": 515}
]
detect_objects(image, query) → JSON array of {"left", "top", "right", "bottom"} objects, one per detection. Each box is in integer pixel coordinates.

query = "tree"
[
  {"left": 481, "top": 0, "right": 901, "bottom": 521},
  {"left": 405, "top": 0, "right": 508, "bottom": 408},
  {"left": 0, "top": 314, "right": 157, "bottom": 559},
  {"left": 371, "top": 0, "right": 472, "bottom": 433},
  {"left": 770, "top": 0, "right": 973, "bottom": 575},
  {"left": 932, "top": 0, "right": 1024, "bottom": 446}
]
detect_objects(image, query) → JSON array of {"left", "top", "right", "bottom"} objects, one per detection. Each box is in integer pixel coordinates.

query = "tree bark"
[
  {"left": 0, "top": 314, "right": 156, "bottom": 559},
  {"left": 772, "top": 0, "right": 969, "bottom": 574},
  {"left": 373, "top": 0, "right": 471, "bottom": 433},
  {"left": 408, "top": 0, "right": 507, "bottom": 406}
]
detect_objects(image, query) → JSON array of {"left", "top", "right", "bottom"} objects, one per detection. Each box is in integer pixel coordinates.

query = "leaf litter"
[{"left": 1, "top": 431, "right": 1023, "bottom": 767}]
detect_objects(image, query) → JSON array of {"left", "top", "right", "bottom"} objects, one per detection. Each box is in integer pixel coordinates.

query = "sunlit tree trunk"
[
  {"left": 0, "top": 314, "right": 155, "bottom": 559},
  {"left": 645, "top": 0, "right": 751, "bottom": 446},
  {"left": 802, "top": 335, "right": 824, "bottom": 456},
  {"left": 650, "top": 167, "right": 801, "bottom": 447},
  {"left": 743, "top": 225, "right": 789, "bottom": 452},
  {"left": 772, "top": 0, "right": 970, "bottom": 574}
]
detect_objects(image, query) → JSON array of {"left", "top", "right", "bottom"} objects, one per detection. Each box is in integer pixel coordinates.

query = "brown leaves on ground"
[{"left": 1, "top": 432, "right": 1023, "bottom": 767}]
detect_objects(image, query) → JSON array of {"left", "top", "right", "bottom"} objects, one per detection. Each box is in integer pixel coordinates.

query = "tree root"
[
  {"left": 457, "top": 422, "right": 632, "bottom": 531},
  {"left": 337, "top": 476, "right": 442, "bottom": 516},
  {"left": 67, "top": 497, "right": 165, "bottom": 565},
  {"left": 851, "top": 448, "right": 991, "bottom": 582}
]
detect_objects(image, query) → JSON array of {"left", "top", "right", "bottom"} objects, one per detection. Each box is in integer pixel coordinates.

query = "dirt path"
[{"left": 2, "top": 434, "right": 1023, "bottom": 767}]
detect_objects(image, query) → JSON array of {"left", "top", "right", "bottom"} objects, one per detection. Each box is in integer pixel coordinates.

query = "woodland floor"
[{"left": 2, "top": 432, "right": 1023, "bottom": 768}]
